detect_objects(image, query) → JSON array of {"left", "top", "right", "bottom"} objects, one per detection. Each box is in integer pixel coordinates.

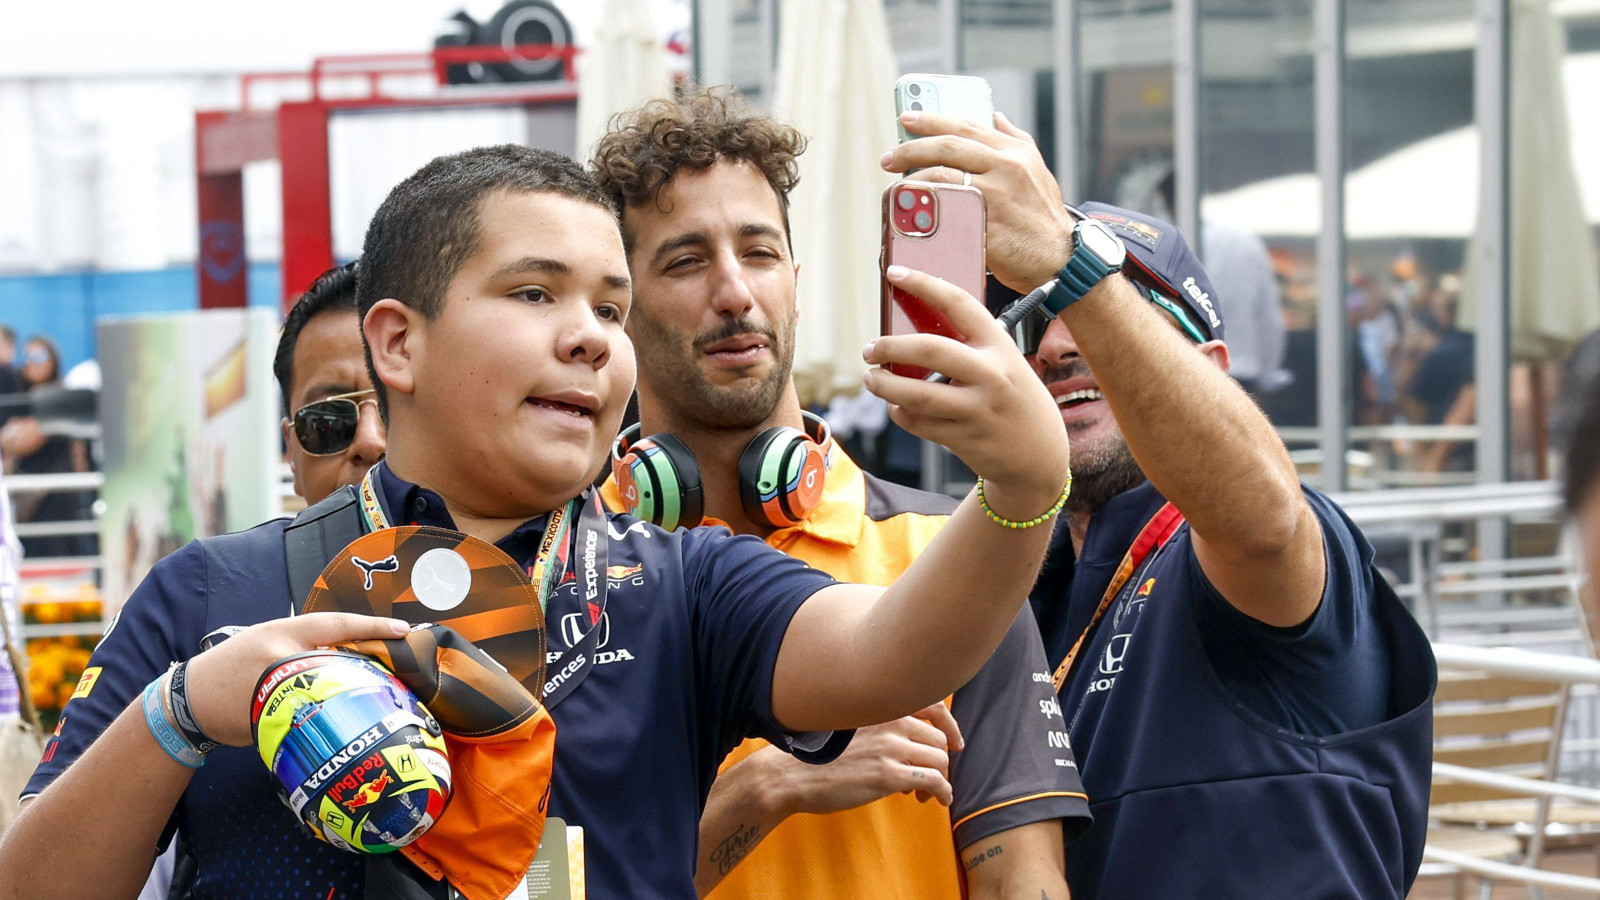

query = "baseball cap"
[{"left": 1078, "top": 202, "right": 1225, "bottom": 342}]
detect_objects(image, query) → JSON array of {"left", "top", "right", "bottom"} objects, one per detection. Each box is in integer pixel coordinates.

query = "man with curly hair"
[{"left": 592, "top": 86, "right": 1087, "bottom": 900}]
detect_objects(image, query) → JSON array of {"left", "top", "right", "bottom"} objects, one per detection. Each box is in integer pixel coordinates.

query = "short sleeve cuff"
[{"left": 953, "top": 791, "right": 1093, "bottom": 850}]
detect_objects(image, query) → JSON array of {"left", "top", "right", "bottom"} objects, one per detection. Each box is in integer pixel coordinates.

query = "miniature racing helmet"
[{"left": 251, "top": 649, "right": 452, "bottom": 854}]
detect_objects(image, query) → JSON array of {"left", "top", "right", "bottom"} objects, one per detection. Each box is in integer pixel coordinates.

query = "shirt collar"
[
  {"left": 777, "top": 444, "right": 863, "bottom": 548},
  {"left": 374, "top": 460, "right": 552, "bottom": 561},
  {"left": 1077, "top": 479, "right": 1168, "bottom": 564}
]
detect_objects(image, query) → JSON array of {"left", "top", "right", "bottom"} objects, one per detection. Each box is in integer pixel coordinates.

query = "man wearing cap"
[{"left": 884, "top": 113, "right": 1434, "bottom": 898}]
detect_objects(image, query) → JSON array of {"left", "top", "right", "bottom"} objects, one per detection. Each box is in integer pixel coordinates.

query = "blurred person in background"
[
  {"left": 1, "top": 336, "right": 93, "bottom": 559},
  {"left": 0, "top": 327, "right": 22, "bottom": 399},
  {"left": 1348, "top": 271, "right": 1403, "bottom": 426},
  {"left": 0, "top": 442, "right": 31, "bottom": 838},
  {"left": 0, "top": 326, "right": 17, "bottom": 369},
  {"left": 273, "top": 262, "right": 386, "bottom": 505},
  {"left": 18, "top": 338, "right": 58, "bottom": 392},
  {"left": 1156, "top": 173, "right": 1287, "bottom": 398},
  {"left": 1553, "top": 326, "right": 1600, "bottom": 456},
  {"left": 1566, "top": 378, "right": 1600, "bottom": 624},
  {"left": 1395, "top": 276, "right": 1475, "bottom": 474}
]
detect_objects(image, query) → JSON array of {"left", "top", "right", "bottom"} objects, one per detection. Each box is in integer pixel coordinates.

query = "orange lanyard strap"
[{"left": 1051, "top": 502, "right": 1186, "bottom": 692}]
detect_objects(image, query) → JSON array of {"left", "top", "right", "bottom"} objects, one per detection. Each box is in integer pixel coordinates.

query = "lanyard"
[
  {"left": 540, "top": 491, "right": 608, "bottom": 709},
  {"left": 1051, "top": 502, "right": 1186, "bottom": 692},
  {"left": 357, "top": 466, "right": 608, "bottom": 708},
  {"left": 358, "top": 466, "right": 575, "bottom": 615}
]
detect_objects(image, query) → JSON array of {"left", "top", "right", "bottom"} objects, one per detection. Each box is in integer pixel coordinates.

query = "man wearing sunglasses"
[
  {"left": 884, "top": 115, "right": 1434, "bottom": 899},
  {"left": 274, "top": 262, "right": 386, "bottom": 504}
]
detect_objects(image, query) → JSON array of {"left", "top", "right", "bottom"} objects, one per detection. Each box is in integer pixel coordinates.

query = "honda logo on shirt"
[
  {"left": 561, "top": 611, "right": 610, "bottom": 650},
  {"left": 1099, "top": 634, "right": 1130, "bottom": 675},
  {"left": 550, "top": 611, "right": 636, "bottom": 668}
]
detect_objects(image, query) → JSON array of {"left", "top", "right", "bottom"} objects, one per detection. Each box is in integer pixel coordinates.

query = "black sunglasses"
[{"left": 292, "top": 389, "right": 379, "bottom": 456}]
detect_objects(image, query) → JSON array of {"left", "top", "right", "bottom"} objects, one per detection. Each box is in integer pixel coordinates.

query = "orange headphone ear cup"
[
  {"left": 611, "top": 428, "right": 703, "bottom": 531},
  {"left": 737, "top": 426, "right": 826, "bottom": 529}
]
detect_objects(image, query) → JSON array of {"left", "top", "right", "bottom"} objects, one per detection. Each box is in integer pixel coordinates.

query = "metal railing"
[{"left": 1429, "top": 643, "right": 1600, "bottom": 894}]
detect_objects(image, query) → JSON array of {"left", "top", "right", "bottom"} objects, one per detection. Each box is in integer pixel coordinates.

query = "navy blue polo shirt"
[
  {"left": 28, "top": 462, "right": 845, "bottom": 899},
  {"left": 1030, "top": 481, "right": 1434, "bottom": 899}
]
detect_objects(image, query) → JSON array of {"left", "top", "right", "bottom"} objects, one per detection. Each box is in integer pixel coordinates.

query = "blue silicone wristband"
[{"left": 142, "top": 674, "right": 207, "bottom": 769}]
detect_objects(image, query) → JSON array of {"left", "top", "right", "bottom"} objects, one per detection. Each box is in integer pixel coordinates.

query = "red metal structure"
[{"left": 194, "top": 45, "right": 579, "bottom": 312}]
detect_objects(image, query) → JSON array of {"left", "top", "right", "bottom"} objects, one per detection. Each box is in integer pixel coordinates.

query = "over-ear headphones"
[{"left": 611, "top": 411, "right": 833, "bottom": 532}]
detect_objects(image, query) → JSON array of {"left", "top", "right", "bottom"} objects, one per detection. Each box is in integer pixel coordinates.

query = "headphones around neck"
[{"left": 611, "top": 411, "right": 832, "bottom": 532}]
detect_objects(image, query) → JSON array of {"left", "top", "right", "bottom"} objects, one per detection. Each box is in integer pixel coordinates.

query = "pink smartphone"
[{"left": 881, "top": 180, "right": 987, "bottom": 379}]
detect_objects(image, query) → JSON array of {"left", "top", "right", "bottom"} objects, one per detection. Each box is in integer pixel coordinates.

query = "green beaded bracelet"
[{"left": 975, "top": 473, "right": 1073, "bottom": 529}]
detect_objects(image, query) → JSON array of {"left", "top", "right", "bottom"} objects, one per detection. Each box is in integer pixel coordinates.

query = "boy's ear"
[{"left": 364, "top": 299, "right": 421, "bottom": 400}]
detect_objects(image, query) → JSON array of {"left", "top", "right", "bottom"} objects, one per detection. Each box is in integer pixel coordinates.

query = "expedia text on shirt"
[{"left": 583, "top": 529, "right": 599, "bottom": 603}]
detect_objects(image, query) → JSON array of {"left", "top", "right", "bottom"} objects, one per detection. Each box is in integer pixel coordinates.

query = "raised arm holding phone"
[{"left": 883, "top": 110, "right": 1435, "bottom": 899}]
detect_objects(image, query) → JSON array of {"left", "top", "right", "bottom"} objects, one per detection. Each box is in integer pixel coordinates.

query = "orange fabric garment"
[
  {"left": 602, "top": 449, "right": 966, "bottom": 900},
  {"left": 344, "top": 625, "right": 558, "bottom": 900},
  {"left": 400, "top": 707, "right": 557, "bottom": 900}
]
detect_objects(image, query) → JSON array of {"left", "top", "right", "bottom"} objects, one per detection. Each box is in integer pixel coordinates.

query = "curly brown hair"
[{"left": 589, "top": 85, "right": 807, "bottom": 250}]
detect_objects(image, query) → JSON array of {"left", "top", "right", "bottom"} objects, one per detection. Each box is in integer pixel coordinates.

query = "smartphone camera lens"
[
  {"left": 913, "top": 210, "right": 933, "bottom": 231},
  {"left": 908, "top": 82, "right": 922, "bottom": 97},
  {"left": 896, "top": 190, "right": 917, "bottom": 211},
  {"left": 909, "top": 101, "right": 923, "bottom": 112}
]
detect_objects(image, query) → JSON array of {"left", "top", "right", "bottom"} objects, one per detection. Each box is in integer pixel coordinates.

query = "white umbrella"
[
  {"left": 1493, "top": 0, "right": 1600, "bottom": 361},
  {"left": 1201, "top": 129, "right": 1485, "bottom": 240},
  {"left": 772, "top": 0, "right": 900, "bottom": 405},
  {"left": 575, "top": 0, "right": 673, "bottom": 160}
]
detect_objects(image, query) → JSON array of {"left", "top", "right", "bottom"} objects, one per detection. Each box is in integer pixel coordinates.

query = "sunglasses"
[
  {"left": 292, "top": 389, "right": 380, "bottom": 456},
  {"left": 1012, "top": 287, "right": 1207, "bottom": 354}
]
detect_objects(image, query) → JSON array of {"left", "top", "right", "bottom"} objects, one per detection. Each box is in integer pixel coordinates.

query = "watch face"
[{"left": 1079, "top": 221, "right": 1127, "bottom": 266}]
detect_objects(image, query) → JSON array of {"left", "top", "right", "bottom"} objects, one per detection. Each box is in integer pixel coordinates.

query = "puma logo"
[
  {"left": 608, "top": 520, "right": 651, "bottom": 541},
  {"left": 351, "top": 554, "right": 400, "bottom": 591}
]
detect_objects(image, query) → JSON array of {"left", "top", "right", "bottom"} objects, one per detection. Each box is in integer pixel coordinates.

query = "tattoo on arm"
[
  {"left": 708, "top": 823, "right": 763, "bottom": 876},
  {"left": 962, "top": 843, "right": 1003, "bottom": 872}
]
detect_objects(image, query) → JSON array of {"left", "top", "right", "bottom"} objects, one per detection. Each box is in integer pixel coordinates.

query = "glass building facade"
[{"left": 695, "top": 0, "right": 1600, "bottom": 494}]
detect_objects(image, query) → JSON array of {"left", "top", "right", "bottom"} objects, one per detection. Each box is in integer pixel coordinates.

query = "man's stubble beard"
[
  {"left": 1063, "top": 424, "right": 1146, "bottom": 517},
  {"left": 630, "top": 305, "right": 799, "bottom": 431}
]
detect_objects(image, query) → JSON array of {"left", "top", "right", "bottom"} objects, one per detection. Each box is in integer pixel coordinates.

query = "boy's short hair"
[
  {"left": 275, "top": 261, "right": 359, "bottom": 415},
  {"left": 1566, "top": 377, "right": 1600, "bottom": 514},
  {"left": 589, "top": 85, "right": 807, "bottom": 251},
  {"left": 356, "top": 144, "right": 617, "bottom": 419}
]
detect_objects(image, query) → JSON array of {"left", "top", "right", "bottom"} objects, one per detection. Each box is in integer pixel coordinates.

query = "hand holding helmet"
[
  {"left": 252, "top": 649, "right": 453, "bottom": 853},
  {"left": 182, "top": 612, "right": 413, "bottom": 747}
]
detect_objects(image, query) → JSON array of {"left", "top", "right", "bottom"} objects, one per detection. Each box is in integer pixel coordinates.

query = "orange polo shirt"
[{"left": 601, "top": 447, "right": 1089, "bottom": 900}]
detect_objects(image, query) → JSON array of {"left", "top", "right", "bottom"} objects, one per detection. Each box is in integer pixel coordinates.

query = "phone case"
[
  {"left": 881, "top": 181, "right": 987, "bottom": 379},
  {"left": 895, "top": 74, "right": 996, "bottom": 143}
]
